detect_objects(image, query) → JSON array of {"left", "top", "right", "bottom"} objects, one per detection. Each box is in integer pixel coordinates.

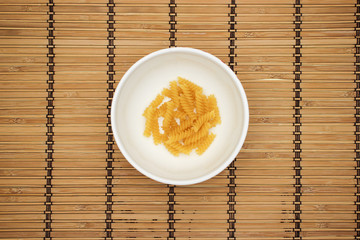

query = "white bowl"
[{"left": 111, "top": 47, "right": 249, "bottom": 185}]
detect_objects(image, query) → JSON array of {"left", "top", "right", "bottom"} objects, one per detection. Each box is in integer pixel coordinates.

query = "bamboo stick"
[{"left": 0, "top": 0, "right": 357, "bottom": 238}]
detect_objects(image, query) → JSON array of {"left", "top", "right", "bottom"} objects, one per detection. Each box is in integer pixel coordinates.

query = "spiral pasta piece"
[
  {"left": 193, "top": 110, "right": 215, "bottom": 132},
  {"left": 143, "top": 107, "right": 155, "bottom": 137},
  {"left": 143, "top": 94, "right": 164, "bottom": 116},
  {"left": 174, "top": 110, "right": 187, "bottom": 119},
  {"left": 178, "top": 76, "right": 202, "bottom": 92},
  {"left": 157, "top": 103, "right": 167, "bottom": 116},
  {"left": 179, "top": 81, "right": 195, "bottom": 104},
  {"left": 143, "top": 77, "right": 220, "bottom": 156},
  {"left": 196, "top": 133, "right": 216, "bottom": 155},
  {"left": 161, "top": 88, "right": 172, "bottom": 98},
  {"left": 169, "top": 118, "right": 194, "bottom": 136},
  {"left": 170, "top": 80, "right": 180, "bottom": 106},
  {"left": 170, "top": 117, "right": 179, "bottom": 129},
  {"left": 208, "top": 94, "right": 221, "bottom": 126},
  {"left": 162, "top": 101, "right": 176, "bottom": 130},
  {"left": 183, "top": 122, "right": 211, "bottom": 145},
  {"left": 180, "top": 95, "right": 196, "bottom": 120},
  {"left": 151, "top": 116, "right": 163, "bottom": 145},
  {"left": 164, "top": 142, "right": 180, "bottom": 156},
  {"left": 167, "top": 128, "right": 194, "bottom": 143},
  {"left": 169, "top": 141, "right": 192, "bottom": 155},
  {"left": 195, "top": 90, "right": 206, "bottom": 116}
]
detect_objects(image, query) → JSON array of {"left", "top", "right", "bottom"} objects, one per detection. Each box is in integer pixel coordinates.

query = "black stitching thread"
[
  {"left": 167, "top": 186, "right": 175, "bottom": 240},
  {"left": 169, "top": 0, "right": 176, "bottom": 48},
  {"left": 167, "top": 1, "right": 176, "bottom": 239},
  {"left": 44, "top": 1, "right": 54, "bottom": 239},
  {"left": 105, "top": 0, "right": 115, "bottom": 239},
  {"left": 228, "top": 1, "right": 237, "bottom": 239},
  {"left": 356, "top": 1, "right": 360, "bottom": 238},
  {"left": 293, "top": 1, "right": 302, "bottom": 239}
]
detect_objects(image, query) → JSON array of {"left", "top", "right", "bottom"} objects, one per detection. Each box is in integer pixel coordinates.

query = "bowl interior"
[{"left": 112, "top": 48, "right": 248, "bottom": 185}]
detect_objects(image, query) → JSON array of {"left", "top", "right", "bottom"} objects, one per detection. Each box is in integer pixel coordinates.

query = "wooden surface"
[{"left": 0, "top": 0, "right": 358, "bottom": 239}]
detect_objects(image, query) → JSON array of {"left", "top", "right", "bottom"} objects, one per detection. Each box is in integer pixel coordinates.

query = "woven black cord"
[
  {"left": 105, "top": 0, "right": 115, "bottom": 239},
  {"left": 293, "top": 1, "right": 302, "bottom": 239},
  {"left": 355, "top": 1, "right": 360, "bottom": 238},
  {"left": 228, "top": 1, "right": 237, "bottom": 239},
  {"left": 167, "top": 1, "right": 176, "bottom": 239},
  {"left": 44, "top": 0, "right": 55, "bottom": 239}
]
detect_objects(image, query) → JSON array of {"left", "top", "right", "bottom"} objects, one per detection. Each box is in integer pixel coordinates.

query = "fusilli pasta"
[{"left": 143, "top": 77, "right": 220, "bottom": 156}]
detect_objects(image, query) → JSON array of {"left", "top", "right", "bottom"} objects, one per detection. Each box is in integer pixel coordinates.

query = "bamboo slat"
[
  {"left": 0, "top": 0, "right": 358, "bottom": 239},
  {"left": 0, "top": 2, "right": 47, "bottom": 238}
]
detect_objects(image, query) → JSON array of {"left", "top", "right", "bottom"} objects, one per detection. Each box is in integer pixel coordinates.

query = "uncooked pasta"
[{"left": 143, "top": 77, "right": 221, "bottom": 156}]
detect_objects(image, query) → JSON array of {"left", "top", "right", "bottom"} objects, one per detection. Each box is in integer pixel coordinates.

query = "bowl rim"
[{"left": 111, "top": 47, "right": 249, "bottom": 185}]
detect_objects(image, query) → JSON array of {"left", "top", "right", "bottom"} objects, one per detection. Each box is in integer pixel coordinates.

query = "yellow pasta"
[
  {"left": 164, "top": 142, "right": 180, "bottom": 156},
  {"left": 183, "top": 122, "right": 211, "bottom": 145},
  {"left": 193, "top": 111, "right": 215, "bottom": 132},
  {"left": 195, "top": 90, "right": 206, "bottom": 116},
  {"left": 143, "top": 77, "right": 221, "bottom": 156},
  {"left": 143, "top": 94, "right": 164, "bottom": 116},
  {"left": 161, "top": 88, "right": 172, "bottom": 98},
  {"left": 178, "top": 76, "right": 202, "bottom": 92},
  {"left": 179, "top": 95, "right": 196, "bottom": 120},
  {"left": 169, "top": 117, "right": 179, "bottom": 129},
  {"left": 174, "top": 110, "right": 187, "bottom": 119},
  {"left": 151, "top": 116, "right": 162, "bottom": 145},
  {"left": 169, "top": 80, "right": 180, "bottom": 106},
  {"left": 179, "top": 81, "right": 195, "bottom": 104},
  {"left": 169, "top": 118, "right": 193, "bottom": 136},
  {"left": 169, "top": 141, "right": 192, "bottom": 155},
  {"left": 143, "top": 107, "right": 155, "bottom": 137},
  {"left": 167, "top": 128, "right": 194, "bottom": 143},
  {"left": 157, "top": 103, "right": 167, "bottom": 116},
  {"left": 163, "top": 101, "right": 176, "bottom": 130},
  {"left": 208, "top": 94, "right": 221, "bottom": 126},
  {"left": 196, "top": 133, "right": 216, "bottom": 155}
]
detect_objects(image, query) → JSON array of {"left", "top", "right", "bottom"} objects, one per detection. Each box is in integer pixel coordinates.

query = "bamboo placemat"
[{"left": 0, "top": 0, "right": 358, "bottom": 239}]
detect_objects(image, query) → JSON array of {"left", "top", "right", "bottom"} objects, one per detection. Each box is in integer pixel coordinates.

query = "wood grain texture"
[{"left": 0, "top": 0, "right": 358, "bottom": 239}]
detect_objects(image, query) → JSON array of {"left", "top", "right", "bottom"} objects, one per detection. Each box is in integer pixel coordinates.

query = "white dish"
[{"left": 111, "top": 47, "right": 249, "bottom": 185}]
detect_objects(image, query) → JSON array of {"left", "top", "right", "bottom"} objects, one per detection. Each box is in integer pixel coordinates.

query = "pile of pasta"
[{"left": 143, "top": 77, "right": 221, "bottom": 156}]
